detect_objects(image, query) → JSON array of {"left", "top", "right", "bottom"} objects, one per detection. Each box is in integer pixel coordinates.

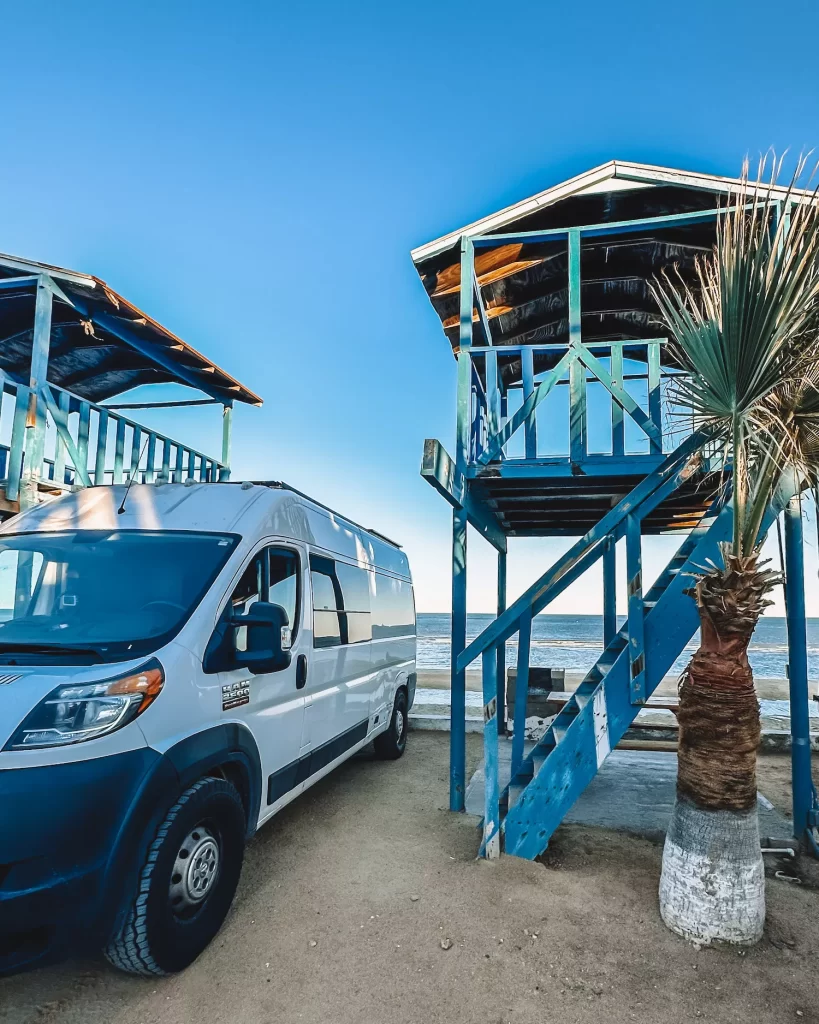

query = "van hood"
[{"left": 0, "top": 659, "right": 150, "bottom": 751}]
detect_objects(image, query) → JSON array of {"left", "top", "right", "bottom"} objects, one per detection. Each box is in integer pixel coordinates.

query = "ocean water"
[{"left": 417, "top": 613, "right": 819, "bottom": 680}]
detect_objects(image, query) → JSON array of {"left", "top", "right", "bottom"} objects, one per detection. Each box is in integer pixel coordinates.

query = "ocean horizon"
[{"left": 416, "top": 613, "right": 819, "bottom": 680}]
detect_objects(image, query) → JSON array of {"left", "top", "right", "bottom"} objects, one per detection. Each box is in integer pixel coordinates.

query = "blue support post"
[
  {"left": 603, "top": 535, "right": 616, "bottom": 648},
  {"left": 521, "top": 345, "right": 537, "bottom": 459},
  {"left": 497, "top": 550, "right": 507, "bottom": 735},
  {"left": 481, "top": 645, "right": 500, "bottom": 859},
  {"left": 20, "top": 278, "right": 53, "bottom": 509},
  {"left": 512, "top": 607, "right": 532, "bottom": 776},
  {"left": 450, "top": 507, "right": 468, "bottom": 812},
  {"left": 220, "top": 403, "right": 233, "bottom": 480},
  {"left": 626, "top": 513, "right": 646, "bottom": 704},
  {"left": 450, "top": 236, "right": 474, "bottom": 812},
  {"left": 611, "top": 344, "right": 625, "bottom": 457},
  {"left": 784, "top": 496, "right": 814, "bottom": 848},
  {"left": 568, "top": 229, "right": 586, "bottom": 464},
  {"left": 647, "top": 342, "right": 662, "bottom": 454}
]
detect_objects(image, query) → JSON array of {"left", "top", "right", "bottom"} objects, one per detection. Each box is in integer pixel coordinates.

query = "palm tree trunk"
[{"left": 659, "top": 550, "right": 776, "bottom": 945}]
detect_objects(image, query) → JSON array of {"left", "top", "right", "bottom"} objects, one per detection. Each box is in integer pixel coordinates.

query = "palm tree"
[{"left": 650, "top": 156, "right": 819, "bottom": 945}]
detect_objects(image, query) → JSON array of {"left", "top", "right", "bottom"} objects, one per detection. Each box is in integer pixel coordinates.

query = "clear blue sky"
[{"left": 2, "top": 0, "right": 818, "bottom": 614}]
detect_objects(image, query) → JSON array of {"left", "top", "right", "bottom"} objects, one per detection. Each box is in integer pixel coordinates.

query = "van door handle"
[{"left": 296, "top": 655, "right": 308, "bottom": 689}]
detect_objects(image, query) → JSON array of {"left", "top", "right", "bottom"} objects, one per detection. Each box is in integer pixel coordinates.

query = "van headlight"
[{"left": 5, "top": 660, "right": 165, "bottom": 750}]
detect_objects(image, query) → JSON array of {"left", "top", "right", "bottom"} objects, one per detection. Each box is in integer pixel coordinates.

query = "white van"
[{"left": 0, "top": 481, "right": 416, "bottom": 976}]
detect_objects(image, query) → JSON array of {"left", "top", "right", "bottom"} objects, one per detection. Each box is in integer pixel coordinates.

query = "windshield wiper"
[{"left": 0, "top": 643, "right": 105, "bottom": 662}]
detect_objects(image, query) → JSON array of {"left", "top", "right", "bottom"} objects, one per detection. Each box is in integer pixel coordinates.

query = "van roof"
[{"left": 1, "top": 482, "right": 411, "bottom": 579}]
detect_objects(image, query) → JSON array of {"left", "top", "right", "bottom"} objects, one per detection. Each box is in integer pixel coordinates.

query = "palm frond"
[{"left": 650, "top": 153, "right": 819, "bottom": 556}]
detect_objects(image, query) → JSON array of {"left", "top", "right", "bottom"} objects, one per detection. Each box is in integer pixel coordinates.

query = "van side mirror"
[{"left": 232, "top": 602, "right": 292, "bottom": 675}]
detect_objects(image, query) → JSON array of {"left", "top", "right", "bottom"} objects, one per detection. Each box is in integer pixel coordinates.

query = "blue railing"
[{"left": 0, "top": 375, "right": 226, "bottom": 504}]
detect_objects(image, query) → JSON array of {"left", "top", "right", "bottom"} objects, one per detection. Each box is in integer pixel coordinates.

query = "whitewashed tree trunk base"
[{"left": 659, "top": 797, "right": 765, "bottom": 945}]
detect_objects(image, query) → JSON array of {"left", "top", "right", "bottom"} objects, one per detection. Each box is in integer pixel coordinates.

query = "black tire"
[
  {"left": 374, "top": 688, "right": 408, "bottom": 760},
  {"left": 105, "top": 777, "right": 246, "bottom": 976}
]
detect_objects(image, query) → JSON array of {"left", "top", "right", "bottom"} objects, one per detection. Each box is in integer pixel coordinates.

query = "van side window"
[
  {"left": 371, "top": 573, "right": 415, "bottom": 639},
  {"left": 226, "top": 547, "right": 300, "bottom": 653},
  {"left": 310, "top": 555, "right": 372, "bottom": 648},
  {"left": 267, "top": 549, "right": 299, "bottom": 638},
  {"left": 230, "top": 554, "right": 263, "bottom": 652}
]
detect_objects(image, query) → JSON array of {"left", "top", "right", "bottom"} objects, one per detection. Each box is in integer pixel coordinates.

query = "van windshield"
[{"left": 0, "top": 530, "right": 238, "bottom": 662}]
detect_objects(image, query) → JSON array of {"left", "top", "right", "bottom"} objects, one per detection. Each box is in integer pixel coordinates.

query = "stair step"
[
  {"left": 574, "top": 691, "right": 593, "bottom": 709},
  {"left": 509, "top": 783, "right": 526, "bottom": 808},
  {"left": 533, "top": 753, "right": 547, "bottom": 774}
]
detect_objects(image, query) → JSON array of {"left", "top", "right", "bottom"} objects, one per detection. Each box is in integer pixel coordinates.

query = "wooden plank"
[
  {"left": 221, "top": 404, "right": 233, "bottom": 481},
  {"left": 113, "top": 418, "right": 126, "bottom": 483},
  {"left": 648, "top": 341, "right": 662, "bottom": 454},
  {"left": 160, "top": 438, "right": 171, "bottom": 482},
  {"left": 610, "top": 344, "right": 625, "bottom": 456},
  {"left": 456, "top": 238, "right": 474, "bottom": 475},
  {"left": 431, "top": 243, "right": 544, "bottom": 298},
  {"left": 52, "top": 388, "right": 70, "bottom": 486},
  {"left": 95, "top": 408, "right": 109, "bottom": 485},
  {"left": 130, "top": 427, "right": 142, "bottom": 483},
  {"left": 521, "top": 346, "right": 537, "bottom": 459},
  {"left": 6, "top": 387, "right": 28, "bottom": 502},
  {"left": 174, "top": 445, "right": 185, "bottom": 483},
  {"left": 478, "top": 348, "right": 577, "bottom": 465},
  {"left": 20, "top": 280, "right": 53, "bottom": 508},
  {"left": 421, "top": 438, "right": 507, "bottom": 553},
  {"left": 145, "top": 433, "right": 157, "bottom": 483},
  {"left": 575, "top": 345, "right": 663, "bottom": 448},
  {"left": 481, "top": 647, "right": 501, "bottom": 859},
  {"left": 626, "top": 513, "right": 646, "bottom": 705},
  {"left": 39, "top": 388, "right": 91, "bottom": 487},
  {"left": 568, "top": 230, "right": 586, "bottom": 464},
  {"left": 76, "top": 401, "right": 90, "bottom": 484},
  {"left": 511, "top": 608, "right": 532, "bottom": 775},
  {"left": 450, "top": 506, "right": 468, "bottom": 812}
]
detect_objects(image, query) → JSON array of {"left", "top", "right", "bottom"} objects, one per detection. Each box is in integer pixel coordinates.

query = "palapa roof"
[
  {"left": 411, "top": 160, "right": 804, "bottom": 369},
  {"left": 0, "top": 252, "right": 262, "bottom": 406}
]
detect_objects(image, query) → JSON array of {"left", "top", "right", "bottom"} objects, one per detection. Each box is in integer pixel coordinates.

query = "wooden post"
[
  {"left": 221, "top": 403, "right": 233, "bottom": 481},
  {"left": 603, "top": 535, "right": 616, "bottom": 647},
  {"left": 20, "top": 278, "right": 53, "bottom": 509},
  {"left": 496, "top": 550, "right": 507, "bottom": 734},
  {"left": 521, "top": 345, "right": 537, "bottom": 458},
  {"left": 611, "top": 344, "right": 625, "bottom": 457},
  {"left": 626, "top": 513, "right": 646, "bottom": 704},
  {"left": 451, "top": 506, "right": 468, "bottom": 812},
  {"left": 568, "top": 230, "right": 586, "bottom": 464}
]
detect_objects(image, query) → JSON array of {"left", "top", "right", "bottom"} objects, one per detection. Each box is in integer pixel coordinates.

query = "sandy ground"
[
  {"left": 2, "top": 733, "right": 819, "bottom": 1024},
  {"left": 418, "top": 668, "right": 800, "bottom": 700}
]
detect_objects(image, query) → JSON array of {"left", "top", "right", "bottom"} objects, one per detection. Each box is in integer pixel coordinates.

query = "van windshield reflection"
[{"left": 0, "top": 530, "right": 238, "bottom": 660}]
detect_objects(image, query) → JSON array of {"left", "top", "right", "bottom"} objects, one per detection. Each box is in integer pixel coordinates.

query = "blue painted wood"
[
  {"left": 6, "top": 387, "right": 28, "bottom": 502},
  {"left": 784, "top": 496, "right": 815, "bottom": 843},
  {"left": 610, "top": 344, "right": 625, "bottom": 457},
  {"left": 458, "top": 432, "right": 712, "bottom": 672},
  {"left": 130, "top": 427, "right": 142, "bottom": 483},
  {"left": 421, "top": 438, "right": 507, "bottom": 553},
  {"left": 473, "top": 266, "right": 493, "bottom": 346},
  {"left": 95, "top": 408, "right": 109, "bottom": 485},
  {"left": 603, "top": 536, "right": 616, "bottom": 647},
  {"left": 626, "top": 512, "right": 646, "bottom": 704},
  {"left": 568, "top": 230, "right": 586, "bottom": 464},
  {"left": 20, "top": 279, "right": 53, "bottom": 507},
  {"left": 481, "top": 646, "right": 501, "bottom": 858},
  {"left": 39, "top": 388, "right": 91, "bottom": 487},
  {"left": 187, "top": 449, "right": 196, "bottom": 481},
  {"left": 478, "top": 349, "right": 577, "bottom": 465},
  {"left": 174, "top": 444, "right": 185, "bottom": 483},
  {"left": 467, "top": 453, "right": 666, "bottom": 480},
  {"left": 76, "top": 402, "right": 90, "bottom": 484},
  {"left": 520, "top": 346, "right": 537, "bottom": 458},
  {"left": 512, "top": 607, "right": 532, "bottom": 776},
  {"left": 450, "top": 506, "right": 468, "bottom": 812},
  {"left": 145, "top": 433, "right": 157, "bottom": 483},
  {"left": 497, "top": 550, "right": 507, "bottom": 735},
  {"left": 220, "top": 404, "right": 233, "bottom": 481},
  {"left": 113, "top": 419, "right": 126, "bottom": 483},
  {"left": 160, "top": 439, "right": 171, "bottom": 482},
  {"left": 456, "top": 238, "right": 474, "bottom": 475},
  {"left": 504, "top": 506, "right": 735, "bottom": 859},
  {"left": 52, "top": 388, "right": 71, "bottom": 486},
  {"left": 647, "top": 342, "right": 662, "bottom": 455},
  {"left": 575, "top": 345, "right": 662, "bottom": 448},
  {"left": 471, "top": 203, "right": 749, "bottom": 248},
  {"left": 0, "top": 275, "right": 39, "bottom": 291},
  {"left": 485, "top": 349, "right": 500, "bottom": 439}
]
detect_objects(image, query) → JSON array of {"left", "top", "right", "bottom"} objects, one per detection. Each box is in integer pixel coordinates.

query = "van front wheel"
[
  {"left": 374, "top": 688, "right": 408, "bottom": 760},
  {"left": 105, "top": 777, "right": 246, "bottom": 976}
]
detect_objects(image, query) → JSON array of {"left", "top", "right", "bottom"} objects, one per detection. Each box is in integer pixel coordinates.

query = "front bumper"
[{"left": 0, "top": 747, "right": 172, "bottom": 974}]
